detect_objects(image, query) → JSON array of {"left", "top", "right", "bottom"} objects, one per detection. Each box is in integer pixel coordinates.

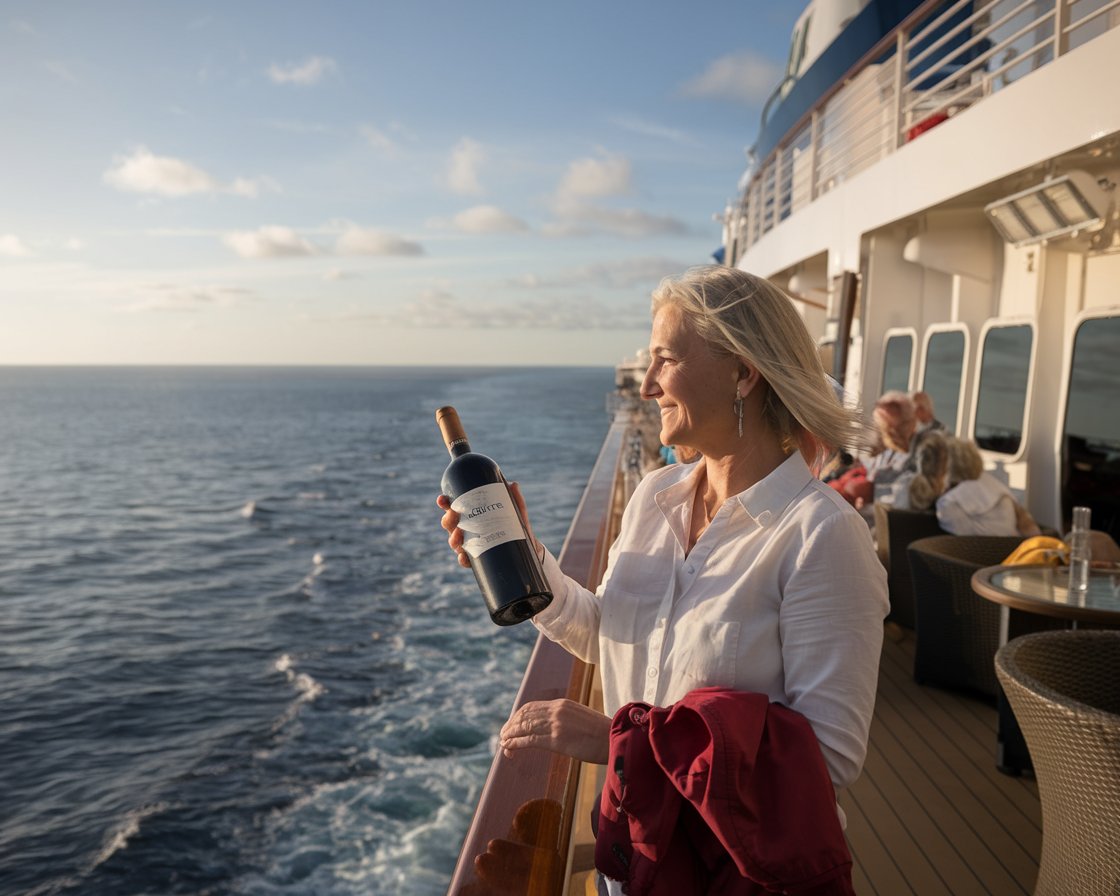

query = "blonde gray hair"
[
  {"left": 909, "top": 431, "right": 949, "bottom": 510},
  {"left": 650, "top": 265, "right": 873, "bottom": 454},
  {"left": 945, "top": 436, "right": 984, "bottom": 487}
]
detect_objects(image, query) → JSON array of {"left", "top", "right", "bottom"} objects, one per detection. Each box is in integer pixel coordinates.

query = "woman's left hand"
[{"left": 499, "top": 698, "right": 611, "bottom": 764}]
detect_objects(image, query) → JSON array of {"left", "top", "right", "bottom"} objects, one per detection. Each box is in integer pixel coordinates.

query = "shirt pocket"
[
  {"left": 674, "top": 619, "right": 742, "bottom": 691},
  {"left": 599, "top": 588, "right": 653, "bottom": 646}
]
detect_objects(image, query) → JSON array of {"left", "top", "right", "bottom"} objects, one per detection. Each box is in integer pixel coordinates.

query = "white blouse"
[{"left": 533, "top": 451, "right": 888, "bottom": 791}]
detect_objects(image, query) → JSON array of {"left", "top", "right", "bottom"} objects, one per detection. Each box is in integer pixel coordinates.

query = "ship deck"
[{"left": 842, "top": 625, "right": 1041, "bottom": 896}]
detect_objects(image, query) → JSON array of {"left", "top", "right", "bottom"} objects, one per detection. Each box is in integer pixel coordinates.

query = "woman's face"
[{"left": 640, "top": 305, "right": 739, "bottom": 452}]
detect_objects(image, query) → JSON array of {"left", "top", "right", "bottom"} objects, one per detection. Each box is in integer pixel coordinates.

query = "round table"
[
  {"left": 971, "top": 564, "right": 1120, "bottom": 631},
  {"left": 971, "top": 563, "right": 1120, "bottom": 775}
]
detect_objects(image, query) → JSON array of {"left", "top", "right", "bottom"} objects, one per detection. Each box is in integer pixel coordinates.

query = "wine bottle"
[{"left": 436, "top": 406, "right": 553, "bottom": 625}]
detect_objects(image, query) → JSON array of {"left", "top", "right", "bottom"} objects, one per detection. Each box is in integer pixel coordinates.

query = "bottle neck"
[{"left": 448, "top": 438, "right": 471, "bottom": 458}]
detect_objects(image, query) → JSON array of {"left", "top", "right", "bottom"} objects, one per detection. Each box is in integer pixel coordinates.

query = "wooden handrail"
[{"left": 446, "top": 414, "right": 630, "bottom": 895}]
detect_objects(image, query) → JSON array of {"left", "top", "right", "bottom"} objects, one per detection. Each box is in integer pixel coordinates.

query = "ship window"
[
  {"left": 974, "top": 324, "right": 1033, "bottom": 455},
  {"left": 922, "top": 329, "right": 966, "bottom": 435},
  {"left": 1062, "top": 314, "right": 1120, "bottom": 537},
  {"left": 882, "top": 334, "right": 913, "bottom": 393},
  {"left": 786, "top": 14, "right": 811, "bottom": 80}
]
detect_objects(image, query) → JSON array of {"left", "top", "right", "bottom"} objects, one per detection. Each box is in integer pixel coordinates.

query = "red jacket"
[{"left": 595, "top": 687, "right": 855, "bottom": 895}]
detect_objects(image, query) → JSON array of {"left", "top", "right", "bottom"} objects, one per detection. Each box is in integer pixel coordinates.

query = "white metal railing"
[{"left": 727, "top": 0, "right": 1120, "bottom": 264}]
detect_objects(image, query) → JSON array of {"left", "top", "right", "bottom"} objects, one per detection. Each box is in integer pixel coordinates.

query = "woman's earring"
[{"left": 734, "top": 389, "right": 744, "bottom": 438}]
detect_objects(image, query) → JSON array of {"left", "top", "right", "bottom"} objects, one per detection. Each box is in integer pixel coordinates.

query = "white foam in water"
[
  {"left": 230, "top": 758, "right": 476, "bottom": 895},
  {"left": 0, "top": 367, "right": 613, "bottom": 896},
  {"left": 274, "top": 653, "right": 325, "bottom": 704},
  {"left": 91, "top": 802, "right": 171, "bottom": 869}
]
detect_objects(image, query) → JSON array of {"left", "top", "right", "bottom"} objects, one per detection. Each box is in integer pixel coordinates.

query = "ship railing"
[
  {"left": 729, "top": 0, "right": 1120, "bottom": 265},
  {"left": 445, "top": 410, "right": 633, "bottom": 895}
]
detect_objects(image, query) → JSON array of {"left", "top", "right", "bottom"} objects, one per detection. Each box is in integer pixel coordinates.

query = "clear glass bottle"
[{"left": 1067, "top": 505, "right": 1091, "bottom": 592}]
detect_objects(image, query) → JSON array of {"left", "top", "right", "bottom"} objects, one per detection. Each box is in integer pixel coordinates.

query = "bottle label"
[{"left": 452, "top": 483, "right": 527, "bottom": 558}]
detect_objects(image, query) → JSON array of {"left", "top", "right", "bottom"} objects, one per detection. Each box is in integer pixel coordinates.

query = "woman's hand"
[
  {"left": 499, "top": 698, "right": 611, "bottom": 764},
  {"left": 436, "top": 492, "right": 471, "bottom": 569},
  {"left": 437, "top": 481, "right": 540, "bottom": 569}
]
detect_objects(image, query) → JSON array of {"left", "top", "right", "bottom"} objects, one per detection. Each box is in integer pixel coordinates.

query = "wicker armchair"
[
  {"left": 906, "top": 534, "right": 1025, "bottom": 698},
  {"left": 874, "top": 504, "right": 945, "bottom": 629},
  {"left": 995, "top": 631, "right": 1120, "bottom": 896}
]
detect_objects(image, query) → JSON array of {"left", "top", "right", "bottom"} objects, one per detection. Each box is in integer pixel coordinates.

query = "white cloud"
[
  {"left": 221, "top": 224, "right": 423, "bottom": 259},
  {"left": 335, "top": 226, "right": 424, "bottom": 257},
  {"left": 229, "top": 177, "right": 263, "bottom": 198},
  {"left": 512, "top": 257, "right": 686, "bottom": 290},
  {"left": 262, "top": 119, "right": 334, "bottom": 134},
  {"left": 556, "top": 152, "right": 632, "bottom": 202},
  {"left": 612, "top": 116, "right": 700, "bottom": 147},
  {"left": 104, "top": 147, "right": 270, "bottom": 199},
  {"left": 267, "top": 55, "right": 338, "bottom": 85},
  {"left": 224, "top": 226, "right": 319, "bottom": 259},
  {"left": 116, "top": 284, "right": 252, "bottom": 313},
  {"left": 361, "top": 125, "right": 398, "bottom": 155},
  {"left": 345, "top": 289, "right": 646, "bottom": 330},
  {"left": 679, "top": 52, "right": 781, "bottom": 104},
  {"left": 447, "top": 138, "right": 485, "bottom": 196},
  {"left": 451, "top": 205, "right": 529, "bottom": 234},
  {"left": 544, "top": 150, "right": 689, "bottom": 238},
  {"left": 42, "top": 59, "right": 80, "bottom": 84},
  {"left": 64, "top": 237, "right": 86, "bottom": 251},
  {"left": 543, "top": 204, "right": 689, "bottom": 239},
  {"left": 0, "top": 234, "right": 32, "bottom": 257}
]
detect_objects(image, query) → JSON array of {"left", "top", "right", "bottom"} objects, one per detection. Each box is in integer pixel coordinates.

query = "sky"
[{"left": 0, "top": 1, "right": 803, "bottom": 366}]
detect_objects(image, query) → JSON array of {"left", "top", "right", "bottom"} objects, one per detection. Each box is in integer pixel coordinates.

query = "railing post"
[
  {"left": 1054, "top": 0, "right": 1070, "bottom": 59},
  {"left": 809, "top": 109, "right": 821, "bottom": 201},
  {"left": 891, "top": 28, "right": 907, "bottom": 149}
]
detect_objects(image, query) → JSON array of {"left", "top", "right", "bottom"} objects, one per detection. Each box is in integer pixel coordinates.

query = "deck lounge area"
[{"left": 843, "top": 625, "right": 1040, "bottom": 895}]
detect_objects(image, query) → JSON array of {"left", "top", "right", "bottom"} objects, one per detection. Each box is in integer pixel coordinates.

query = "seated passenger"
[
  {"left": 935, "top": 438, "right": 1041, "bottom": 536},
  {"left": 900, "top": 431, "right": 949, "bottom": 512},
  {"left": 863, "top": 391, "right": 917, "bottom": 492},
  {"left": 910, "top": 390, "right": 944, "bottom": 435}
]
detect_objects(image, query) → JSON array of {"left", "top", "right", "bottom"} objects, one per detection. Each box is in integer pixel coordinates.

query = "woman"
[
  {"left": 935, "top": 437, "right": 1041, "bottom": 536},
  {"left": 438, "top": 266, "right": 888, "bottom": 879},
  {"left": 864, "top": 390, "right": 919, "bottom": 488},
  {"left": 906, "top": 430, "right": 950, "bottom": 511}
]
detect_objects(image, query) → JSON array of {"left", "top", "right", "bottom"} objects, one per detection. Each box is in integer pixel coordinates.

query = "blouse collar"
[{"left": 653, "top": 451, "right": 812, "bottom": 550}]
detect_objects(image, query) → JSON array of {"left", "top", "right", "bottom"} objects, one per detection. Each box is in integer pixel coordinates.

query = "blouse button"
[{"left": 646, "top": 667, "right": 657, "bottom": 678}]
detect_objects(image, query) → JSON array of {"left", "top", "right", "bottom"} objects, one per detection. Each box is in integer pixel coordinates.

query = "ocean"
[{"left": 0, "top": 366, "right": 613, "bottom": 896}]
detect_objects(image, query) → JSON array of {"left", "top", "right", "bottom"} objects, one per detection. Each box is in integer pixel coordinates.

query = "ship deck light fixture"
[{"left": 984, "top": 172, "right": 1108, "bottom": 247}]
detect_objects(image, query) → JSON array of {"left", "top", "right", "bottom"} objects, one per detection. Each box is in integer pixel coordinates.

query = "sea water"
[{"left": 0, "top": 366, "right": 612, "bottom": 896}]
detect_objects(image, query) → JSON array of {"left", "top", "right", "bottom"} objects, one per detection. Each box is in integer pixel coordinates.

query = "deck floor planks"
[
  {"left": 876, "top": 637, "right": 1041, "bottom": 849},
  {"left": 843, "top": 629, "right": 1041, "bottom": 895},
  {"left": 841, "top": 786, "right": 914, "bottom": 895},
  {"left": 874, "top": 655, "right": 1039, "bottom": 891}
]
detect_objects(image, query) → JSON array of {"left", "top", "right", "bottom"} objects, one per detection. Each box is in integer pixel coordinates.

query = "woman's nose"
[{"left": 640, "top": 363, "right": 661, "bottom": 401}]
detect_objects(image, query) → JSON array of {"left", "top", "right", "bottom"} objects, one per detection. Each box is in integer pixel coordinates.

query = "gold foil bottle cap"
[{"left": 436, "top": 406, "right": 468, "bottom": 451}]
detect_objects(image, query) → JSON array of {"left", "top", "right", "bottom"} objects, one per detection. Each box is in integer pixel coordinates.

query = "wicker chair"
[
  {"left": 995, "top": 631, "right": 1120, "bottom": 896},
  {"left": 906, "top": 534, "right": 1025, "bottom": 698},
  {"left": 874, "top": 504, "right": 945, "bottom": 629}
]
